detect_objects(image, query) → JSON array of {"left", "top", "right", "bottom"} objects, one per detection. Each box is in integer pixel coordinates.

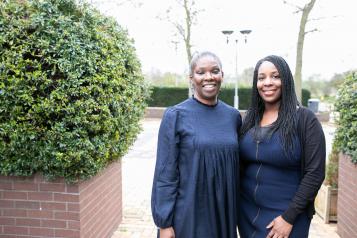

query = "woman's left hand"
[{"left": 266, "top": 215, "right": 293, "bottom": 238}]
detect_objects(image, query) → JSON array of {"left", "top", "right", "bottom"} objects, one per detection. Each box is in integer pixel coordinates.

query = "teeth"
[{"left": 203, "top": 85, "right": 215, "bottom": 88}]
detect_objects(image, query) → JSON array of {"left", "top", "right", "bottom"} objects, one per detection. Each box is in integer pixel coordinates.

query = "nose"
[
  {"left": 204, "top": 72, "right": 213, "bottom": 80},
  {"left": 263, "top": 77, "right": 273, "bottom": 85}
]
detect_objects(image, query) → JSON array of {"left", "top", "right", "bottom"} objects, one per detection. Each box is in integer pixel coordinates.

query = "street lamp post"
[
  {"left": 221, "top": 30, "right": 237, "bottom": 108},
  {"left": 222, "top": 30, "right": 234, "bottom": 43},
  {"left": 221, "top": 29, "right": 252, "bottom": 110},
  {"left": 240, "top": 30, "right": 252, "bottom": 43},
  {"left": 234, "top": 38, "right": 239, "bottom": 110},
  {"left": 236, "top": 30, "right": 252, "bottom": 110}
]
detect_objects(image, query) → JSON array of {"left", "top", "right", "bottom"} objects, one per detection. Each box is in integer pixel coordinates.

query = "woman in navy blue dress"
[
  {"left": 151, "top": 51, "right": 242, "bottom": 238},
  {"left": 237, "top": 55, "right": 325, "bottom": 238}
]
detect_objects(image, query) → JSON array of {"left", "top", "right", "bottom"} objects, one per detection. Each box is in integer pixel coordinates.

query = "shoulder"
[
  {"left": 162, "top": 98, "right": 193, "bottom": 120},
  {"left": 297, "top": 106, "right": 323, "bottom": 133},
  {"left": 164, "top": 99, "right": 190, "bottom": 114},
  {"left": 219, "top": 100, "right": 240, "bottom": 115},
  {"left": 297, "top": 106, "right": 320, "bottom": 126},
  {"left": 162, "top": 106, "right": 179, "bottom": 122},
  {"left": 298, "top": 106, "right": 317, "bottom": 119}
]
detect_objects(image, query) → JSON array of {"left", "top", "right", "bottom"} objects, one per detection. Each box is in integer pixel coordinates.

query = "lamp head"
[
  {"left": 240, "top": 30, "right": 252, "bottom": 35},
  {"left": 221, "top": 30, "right": 234, "bottom": 44}
]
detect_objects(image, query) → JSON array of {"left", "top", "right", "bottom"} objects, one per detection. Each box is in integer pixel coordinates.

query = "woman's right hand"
[{"left": 159, "top": 227, "right": 175, "bottom": 238}]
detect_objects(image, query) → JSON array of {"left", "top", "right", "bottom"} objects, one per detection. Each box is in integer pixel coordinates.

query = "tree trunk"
[
  {"left": 295, "top": 0, "right": 316, "bottom": 103},
  {"left": 183, "top": 0, "right": 193, "bottom": 97}
]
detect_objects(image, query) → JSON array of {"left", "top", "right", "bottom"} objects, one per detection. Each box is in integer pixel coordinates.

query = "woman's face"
[
  {"left": 190, "top": 55, "right": 223, "bottom": 105},
  {"left": 257, "top": 61, "right": 282, "bottom": 106}
]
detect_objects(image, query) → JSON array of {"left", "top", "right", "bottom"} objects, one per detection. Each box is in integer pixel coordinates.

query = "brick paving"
[{"left": 111, "top": 118, "right": 340, "bottom": 238}]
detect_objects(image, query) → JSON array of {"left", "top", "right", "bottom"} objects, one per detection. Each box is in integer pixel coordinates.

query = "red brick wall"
[
  {"left": 0, "top": 161, "right": 122, "bottom": 238},
  {"left": 337, "top": 153, "right": 357, "bottom": 238},
  {"left": 79, "top": 161, "right": 122, "bottom": 238}
]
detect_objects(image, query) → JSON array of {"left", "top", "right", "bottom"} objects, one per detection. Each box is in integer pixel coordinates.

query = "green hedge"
[
  {"left": 148, "top": 86, "right": 310, "bottom": 109},
  {"left": 0, "top": 0, "right": 149, "bottom": 182},
  {"left": 334, "top": 72, "right": 357, "bottom": 163}
]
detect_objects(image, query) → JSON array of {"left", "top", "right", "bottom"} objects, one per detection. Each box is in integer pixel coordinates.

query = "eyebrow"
[{"left": 196, "top": 65, "right": 220, "bottom": 70}]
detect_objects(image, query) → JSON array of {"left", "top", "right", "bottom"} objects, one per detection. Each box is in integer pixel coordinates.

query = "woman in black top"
[
  {"left": 237, "top": 55, "right": 325, "bottom": 238},
  {"left": 152, "top": 51, "right": 241, "bottom": 238}
]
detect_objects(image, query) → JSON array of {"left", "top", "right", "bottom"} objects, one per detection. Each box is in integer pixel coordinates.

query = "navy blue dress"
[
  {"left": 237, "top": 126, "right": 311, "bottom": 238},
  {"left": 151, "top": 98, "right": 241, "bottom": 238}
]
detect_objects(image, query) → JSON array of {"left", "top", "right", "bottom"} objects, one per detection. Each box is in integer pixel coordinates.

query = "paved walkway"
[{"left": 111, "top": 118, "right": 340, "bottom": 238}]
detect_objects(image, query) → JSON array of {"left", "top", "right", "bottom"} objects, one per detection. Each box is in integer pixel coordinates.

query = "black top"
[{"left": 282, "top": 107, "right": 326, "bottom": 224}]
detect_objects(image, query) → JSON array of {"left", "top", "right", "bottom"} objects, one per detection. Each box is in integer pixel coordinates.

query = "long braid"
[{"left": 240, "top": 55, "right": 300, "bottom": 156}]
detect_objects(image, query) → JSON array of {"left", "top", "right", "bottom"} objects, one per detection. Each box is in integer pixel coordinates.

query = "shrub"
[
  {"left": 301, "top": 88, "right": 310, "bottom": 107},
  {"left": 147, "top": 86, "right": 252, "bottom": 109},
  {"left": 334, "top": 72, "right": 357, "bottom": 163},
  {"left": 147, "top": 86, "right": 310, "bottom": 109},
  {"left": 325, "top": 141, "right": 339, "bottom": 188},
  {"left": 0, "top": 0, "right": 149, "bottom": 182}
]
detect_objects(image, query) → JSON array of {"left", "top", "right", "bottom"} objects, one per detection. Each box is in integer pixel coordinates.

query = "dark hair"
[
  {"left": 189, "top": 51, "right": 222, "bottom": 76},
  {"left": 240, "top": 55, "right": 300, "bottom": 155}
]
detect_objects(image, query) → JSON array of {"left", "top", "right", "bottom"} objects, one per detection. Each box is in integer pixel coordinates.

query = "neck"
[
  {"left": 193, "top": 94, "right": 217, "bottom": 106},
  {"left": 264, "top": 101, "right": 280, "bottom": 113},
  {"left": 260, "top": 101, "right": 280, "bottom": 126}
]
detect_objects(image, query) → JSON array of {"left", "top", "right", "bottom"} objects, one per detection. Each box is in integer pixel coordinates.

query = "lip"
[
  {"left": 261, "top": 89, "right": 276, "bottom": 95},
  {"left": 202, "top": 84, "right": 216, "bottom": 88}
]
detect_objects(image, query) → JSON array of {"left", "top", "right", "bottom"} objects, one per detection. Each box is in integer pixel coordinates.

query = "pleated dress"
[
  {"left": 151, "top": 98, "right": 241, "bottom": 238},
  {"left": 237, "top": 126, "right": 311, "bottom": 238}
]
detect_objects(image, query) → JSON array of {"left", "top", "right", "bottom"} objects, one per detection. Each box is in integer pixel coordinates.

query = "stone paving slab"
[{"left": 112, "top": 118, "right": 340, "bottom": 238}]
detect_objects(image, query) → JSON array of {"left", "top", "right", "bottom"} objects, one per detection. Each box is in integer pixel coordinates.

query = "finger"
[
  {"left": 266, "top": 221, "right": 274, "bottom": 229},
  {"left": 266, "top": 231, "right": 274, "bottom": 238}
]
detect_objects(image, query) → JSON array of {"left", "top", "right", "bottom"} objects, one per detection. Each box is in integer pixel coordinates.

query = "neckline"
[
  {"left": 259, "top": 122, "right": 276, "bottom": 128},
  {"left": 192, "top": 96, "right": 219, "bottom": 108}
]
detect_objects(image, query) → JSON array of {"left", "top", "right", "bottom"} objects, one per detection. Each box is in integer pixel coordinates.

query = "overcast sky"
[{"left": 94, "top": 0, "right": 357, "bottom": 80}]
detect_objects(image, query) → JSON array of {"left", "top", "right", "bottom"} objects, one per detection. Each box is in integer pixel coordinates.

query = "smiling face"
[
  {"left": 257, "top": 61, "right": 282, "bottom": 106},
  {"left": 190, "top": 55, "right": 223, "bottom": 105}
]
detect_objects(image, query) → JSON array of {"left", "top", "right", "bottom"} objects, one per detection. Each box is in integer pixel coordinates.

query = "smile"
[
  {"left": 202, "top": 84, "right": 216, "bottom": 88},
  {"left": 262, "top": 89, "right": 276, "bottom": 93}
]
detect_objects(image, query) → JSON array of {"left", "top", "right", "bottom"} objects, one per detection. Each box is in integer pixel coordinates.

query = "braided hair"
[{"left": 240, "top": 55, "right": 300, "bottom": 155}]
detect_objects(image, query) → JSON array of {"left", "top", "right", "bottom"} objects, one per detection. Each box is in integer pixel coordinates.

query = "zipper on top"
[{"left": 251, "top": 140, "right": 262, "bottom": 238}]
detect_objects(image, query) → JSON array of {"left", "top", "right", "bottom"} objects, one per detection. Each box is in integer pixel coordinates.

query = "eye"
[
  {"left": 272, "top": 74, "right": 280, "bottom": 79},
  {"left": 258, "top": 77, "right": 264, "bottom": 81},
  {"left": 212, "top": 69, "right": 221, "bottom": 74}
]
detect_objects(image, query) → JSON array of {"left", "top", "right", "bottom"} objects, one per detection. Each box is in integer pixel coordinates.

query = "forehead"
[
  {"left": 195, "top": 55, "right": 220, "bottom": 68},
  {"left": 258, "top": 61, "right": 278, "bottom": 73}
]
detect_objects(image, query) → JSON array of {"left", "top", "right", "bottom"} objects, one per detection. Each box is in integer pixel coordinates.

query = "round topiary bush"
[
  {"left": 334, "top": 72, "right": 357, "bottom": 163},
  {"left": 0, "top": 0, "right": 149, "bottom": 182}
]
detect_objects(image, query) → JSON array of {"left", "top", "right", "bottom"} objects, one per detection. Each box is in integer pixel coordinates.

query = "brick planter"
[
  {"left": 337, "top": 153, "right": 357, "bottom": 238},
  {"left": 0, "top": 161, "right": 122, "bottom": 238}
]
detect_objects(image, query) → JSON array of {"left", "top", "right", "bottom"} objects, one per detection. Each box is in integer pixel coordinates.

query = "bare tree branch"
[
  {"left": 304, "top": 28, "right": 318, "bottom": 35},
  {"left": 308, "top": 15, "right": 340, "bottom": 22},
  {"left": 157, "top": 0, "right": 201, "bottom": 96},
  {"left": 283, "top": 0, "right": 304, "bottom": 12}
]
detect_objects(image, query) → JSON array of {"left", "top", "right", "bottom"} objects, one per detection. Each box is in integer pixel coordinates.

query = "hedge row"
[
  {"left": 0, "top": 0, "right": 149, "bottom": 182},
  {"left": 334, "top": 72, "right": 357, "bottom": 163},
  {"left": 147, "top": 86, "right": 310, "bottom": 109}
]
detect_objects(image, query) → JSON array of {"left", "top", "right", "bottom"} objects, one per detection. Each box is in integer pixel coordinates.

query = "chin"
[{"left": 264, "top": 98, "right": 281, "bottom": 105}]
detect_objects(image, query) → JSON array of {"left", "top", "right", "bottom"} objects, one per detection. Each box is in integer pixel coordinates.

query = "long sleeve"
[
  {"left": 151, "top": 107, "right": 180, "bottom": 228},
  {"left": 282, "top": 108, "right": 326, "bottom": 224}
]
